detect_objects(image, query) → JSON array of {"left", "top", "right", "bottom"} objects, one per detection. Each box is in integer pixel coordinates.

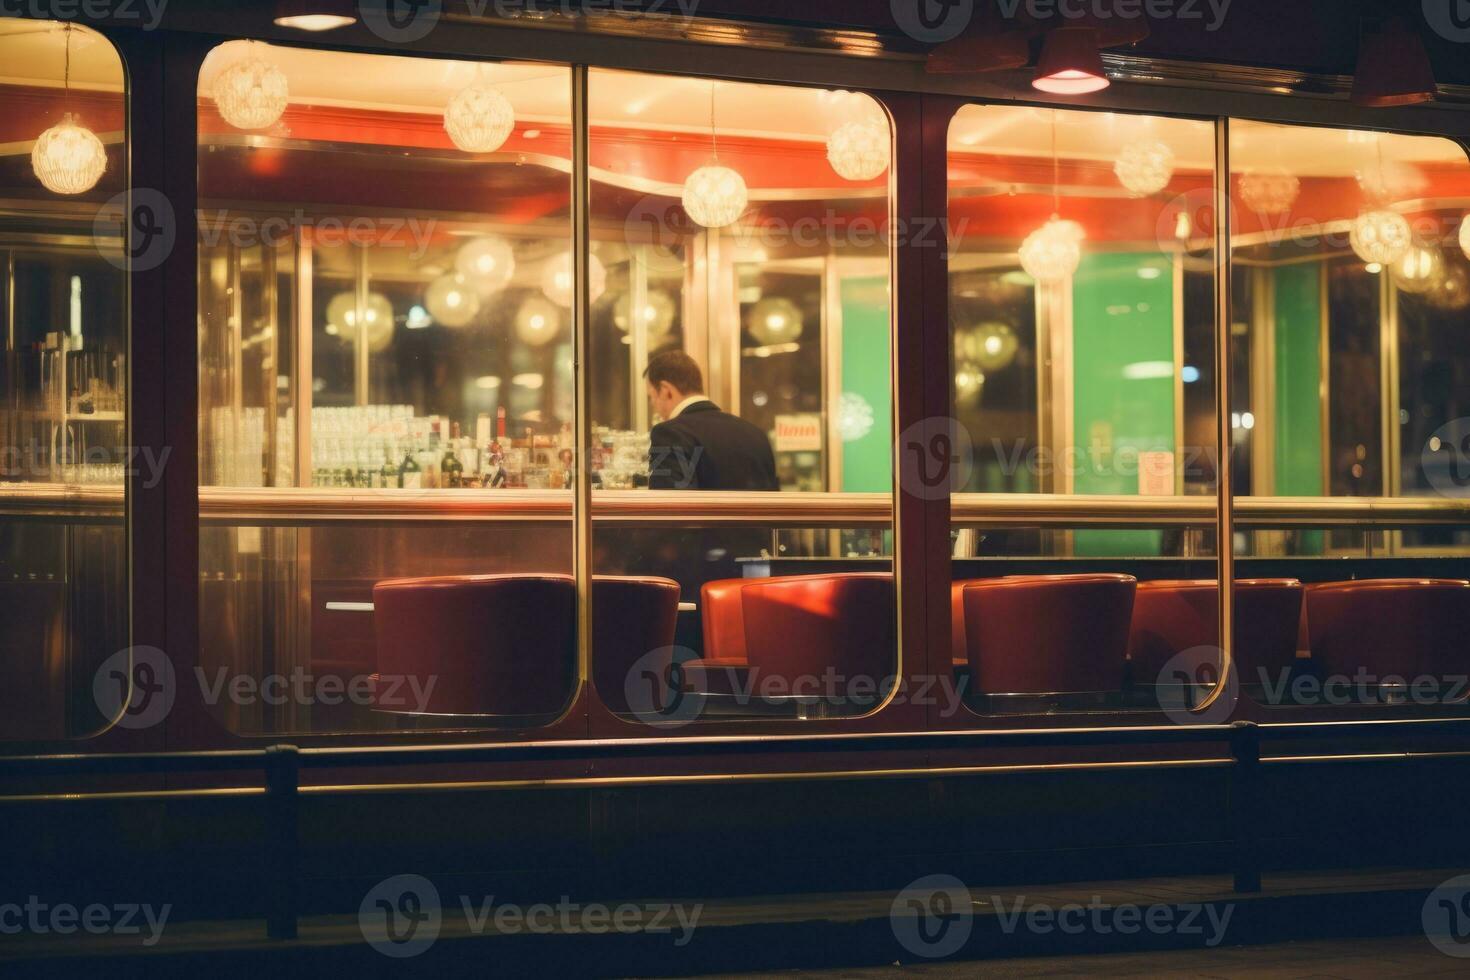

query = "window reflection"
[
  {"left": 197, "top": 43, "right": 576, "bottom": 734},
  {"left": 588, "top": 71, "right": 896, "bottom": 722},
  {"left": 0, "top": 21, "right": 127, "bottom": 741},
  {"left": 947, "top": 105, "right": 1220, "bottom": 716}
]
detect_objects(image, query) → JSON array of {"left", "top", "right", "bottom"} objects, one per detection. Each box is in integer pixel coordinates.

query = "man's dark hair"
[{"left": 643, "top": 350, "right": 705, "bottom": 395}]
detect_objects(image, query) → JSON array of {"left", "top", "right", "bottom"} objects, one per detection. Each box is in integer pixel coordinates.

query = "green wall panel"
[
  {"left": 839, "top": 275, "right": 892, "bottom": 493},
  {"left": 1071, "top": 253, "right": 1175, "bottom": 557}
]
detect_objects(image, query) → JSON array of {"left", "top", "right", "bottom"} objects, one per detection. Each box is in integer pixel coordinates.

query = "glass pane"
[
  {"left": 947, "top": 105, "right": 1220, "bottom": 719},
  {"left": 588, "top": 71, "right": 896, "bottom": 724},
  {"left": 198, "top": 42, "right": 575, "bottom": 734},
  {"left": 0, "top": 22, "right": 128, "bottom": 741},
  {"left": 1230, "top": 121, "right": 1470, "bottom": 712}
]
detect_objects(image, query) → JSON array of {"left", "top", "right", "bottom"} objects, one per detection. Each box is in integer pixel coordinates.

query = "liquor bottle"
[
  {"left": 496, "top": 406, "right": 507, "bottom": 440},
  {"left": 399, "top": 450, "right": 422, "bottom": 489},
  {"left": 441, "top": 443, "right": 464, "bottom": 489},
  {"left": 476, "top": 412, "right": 491, "bottom": 448}
]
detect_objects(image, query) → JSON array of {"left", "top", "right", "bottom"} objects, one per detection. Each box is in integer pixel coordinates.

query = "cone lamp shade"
[{"left": 1033, "top": 27, "right": 1110, "bottom": 95}]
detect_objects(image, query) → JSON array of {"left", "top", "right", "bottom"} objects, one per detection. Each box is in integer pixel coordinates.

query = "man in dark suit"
[{"left": 645, "top": 351, "right": 778, "bottom": 492}]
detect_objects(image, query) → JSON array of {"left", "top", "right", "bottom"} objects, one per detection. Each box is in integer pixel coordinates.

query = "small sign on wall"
[
  {"left": 1138, "top": 450, "right": 1175, "bottom": 496},
  {"left": 774, "top": 414, "right": 822, "bottom": 453}
]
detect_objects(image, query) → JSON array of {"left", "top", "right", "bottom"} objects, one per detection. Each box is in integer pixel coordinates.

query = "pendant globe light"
[
  {"left": 455, "top": 236, "right": 516, "bottom": 295},
  {"left": 424, "top": 273, "right": 480, "bottom": 328},
  {"left": 32, "top": 26, "right": 107, "bottom": 196},
  {"left": 212, "top": 45, "right": 289, "bottom": 131},
  {"left": 827, "top": 116, "right": 889, "bottom": 182},
  {"left": 1238, "top": 169, "right": 1301, "bottom": 216},
  {"left": 1389, "top": 243, "right": 1443, "bottom": 294},
  {"left": 1351, "top": 134, "right": 1411, "bottom": 267},
  {"left": 1019, "top": 111, "right": 1084, "bottom": 283},
  {"left": 682, "top": 81, "right": 747, "bottom": 229},
  {"left": 444, "top": 67, "right": 515, "bottom": 154},
  {"left": 1113, "top": 140, "right": 1174, "bottom": 197},
  {"left": 540, "top": 251, "right": 606, "bottom": 307}
]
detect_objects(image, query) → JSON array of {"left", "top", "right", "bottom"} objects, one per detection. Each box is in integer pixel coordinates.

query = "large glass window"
[
  {"left": 197, "top": 43, "right": 575, "bottom": 734},
  {"left": 0, "top": 21, "right": 128, "bottom": 741},
  {"left": 947, "top": 106, "right": 1220, "bottom": 719},
  {"left": 588, "top": 71, "right": 896, "bottom": 725},
  {"left": 1229, "top": 121, "right": 1470, "bottom": 714}
]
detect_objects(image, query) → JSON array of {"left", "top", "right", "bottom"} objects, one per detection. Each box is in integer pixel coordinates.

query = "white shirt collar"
[{"left": 668, "top": 394, "right": 711, "bottom": 420}]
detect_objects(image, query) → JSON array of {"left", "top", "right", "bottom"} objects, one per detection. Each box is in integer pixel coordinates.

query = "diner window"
[
  {"left": 0, "top": 22, "right": 128, "bottom": 742},
  {"left": 197, "top": 43, "right": 576, "bottom": 734},
  {"left": 947, "top": 105, "right": 1220, "bottom": 718},
  {"left": 588, "top": 71, "right": 896, "bottom": 724},
  {"left": 1229, "top": 120, "right": 1470, "bottom": 713}
]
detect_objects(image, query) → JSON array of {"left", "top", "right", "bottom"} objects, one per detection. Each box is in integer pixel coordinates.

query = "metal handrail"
[{"left": 5, "top": 484, "right": 1470, "bottom": 527}]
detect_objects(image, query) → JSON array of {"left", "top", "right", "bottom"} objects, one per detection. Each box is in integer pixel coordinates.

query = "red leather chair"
[
  {"left": 592, "top": 575, "right": 681, "bottom": 715},
  {"left": 1304, "top": 579, "right": 1470, "bottom": 681},
  {"left": 959, "top": 574, "right": 1136, "bottom": 695},
  {"left": 692, "top": 573, "right": 895, "bottom": 704},
  {"left": 1127, "top": 579, "right": 1304, "bottom": 686},
  {"left": 372, "top": 574, "right": 576, "bottom": 717},
  {"left": 691, "top": 577, "right": 755, "bottom": 697}
]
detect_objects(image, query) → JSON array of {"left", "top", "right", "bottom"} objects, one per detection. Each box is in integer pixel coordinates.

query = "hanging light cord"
[
  {"left": 1050, "top": 109, "right": 1061, "bottom": 219},
  {"left": 63, "top": 23, "right": 71, "bottom": 107},
  {"left": 710, "top": 80, "right": 720, "bottom": 163}
]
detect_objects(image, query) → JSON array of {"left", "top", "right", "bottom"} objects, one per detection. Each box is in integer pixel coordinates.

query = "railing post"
[
  {"left": 265, "top": 744, "right": 300, "bottom": 939},
  {"left": 1228, "top": 721, "right": 1262, "bottom": 893}
]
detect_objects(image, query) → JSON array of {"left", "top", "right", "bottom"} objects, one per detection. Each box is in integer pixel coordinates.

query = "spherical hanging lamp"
[
  {"left": 1113, "top": 140, "right": 1174, "bottom": 197},
  {"left": 682, "top": 81, "right": 747, "bottom": 229},
  {"left": 326, "top": 291, "right": 395, "bottom": 353},
  {"left": 1019, "top": 218, "right": 1084, "bottom": 283},
  {"left": 1389, "top": 243, "right": 1443, "bottom": 294},
  {"left": 540, "top": 252, "right": 606, "bottom": 307},
  {"left": 30, "top": 27, "right": 106, "bottom": 195},
  {"left": 1350, "top": 209, "right": 1411, "bottom": 267},
  {"left": 455, "top": 236, "right": 516, "bottom": 294},
  {"left": 746, "top": 296, "right": 804, "bottom": 346},
  {"left": 1238, "top": 169, "right": 1301, "bottom": 216},
  {"left": 424, "top": 273, "right": 481, "bottom": 328},
  {"left": 213, "top": 55, "right": 289, "bottom": 130},
  {"left": 33, "top": 114, "right": 107, "bottom": 195},
  {"left": 514, "top": 296, "right": 562, "bottom": 347},
  {"left": 613, "top": 290, "right": 677, "bottom": 336},
  {"left": 826, "top": 119, "right": 889, "bottom": 182},
  {"left": 963, "top": 322, "right": 1019, "bottom": 372},
  {"left": 444, "top": 76, "right": 515, "bottom": 153}
]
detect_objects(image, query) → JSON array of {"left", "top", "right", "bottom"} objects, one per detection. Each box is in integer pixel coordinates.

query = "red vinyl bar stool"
[
  {"left": 1304, "top": 579, "right": 1470, "bottom": 683},
  {"left": 592, "top": 575, "right": 682, "bottom": 715},
  {"left": 1127, "top": 579, "right": 1304, "bottom": 686},
  {"left": 689, "top": 577, "right": 756, "bottom": 697},
  {"left": 958, "top": 574, "right": 1137, "bottom": 697},
  {"left": 692, "top": 573, "right": 894, "bottom": 709},
  {"left": 372, "top": 574, "right": 577, "bottom": 718}
]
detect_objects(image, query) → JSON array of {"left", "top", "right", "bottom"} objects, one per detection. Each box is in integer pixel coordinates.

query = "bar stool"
[
  {"left": 372, "top": 574, "right": 576, "bottom": 718},
  {"left": 1127, "top": 579, "right": 1304, "bottom": 687},
  {"left": 1305, "top": 579, "right": 1470, "bottom": 684},
  {"left": 958, "top": 574, "right": 1137, "bottom": 700},
  {"left": 692, "top": 573, "right": 895, "bottom": 711},
  {"left": 592, "top": 575, "right": 682, "bottom": 715}
]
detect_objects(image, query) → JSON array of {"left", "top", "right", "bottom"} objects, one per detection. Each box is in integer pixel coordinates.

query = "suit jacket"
[{"left": 648, "top": 400, "right": 779, "bottom": 491}]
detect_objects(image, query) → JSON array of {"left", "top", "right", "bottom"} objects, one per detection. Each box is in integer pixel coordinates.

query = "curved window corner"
[{"left": 0, "top": 20, "right": 129, "bottom": 742}]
